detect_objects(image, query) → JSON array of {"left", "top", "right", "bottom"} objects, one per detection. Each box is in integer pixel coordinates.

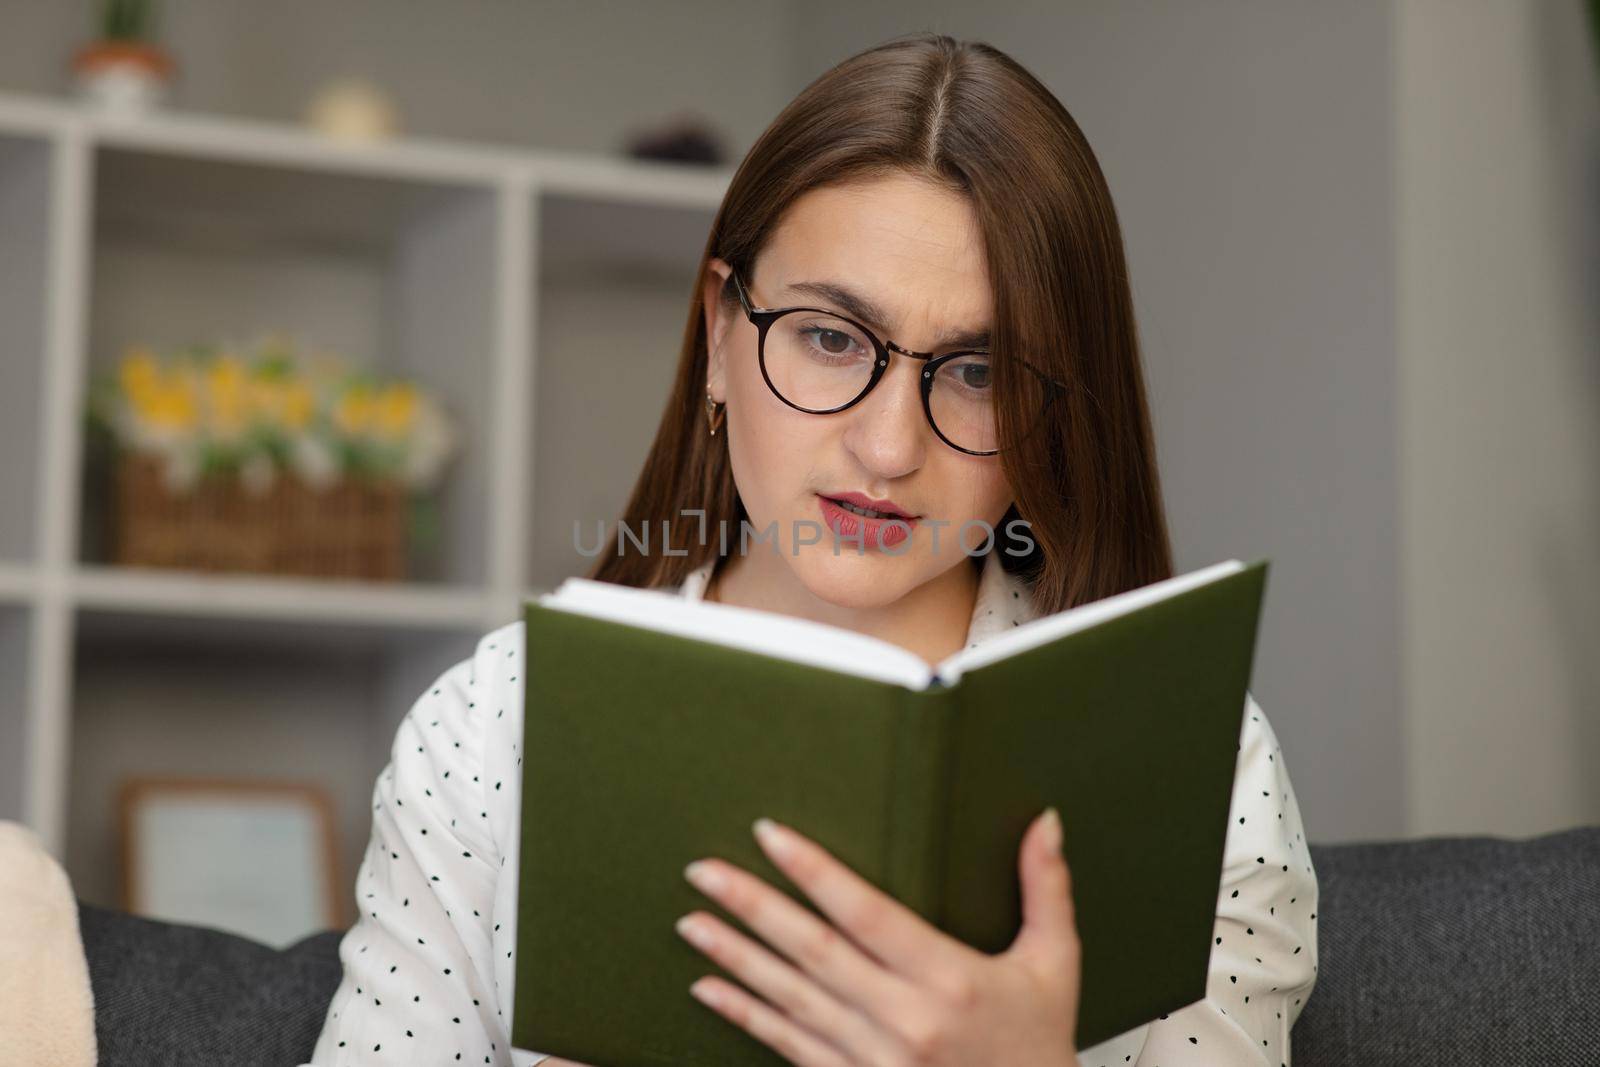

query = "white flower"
[
  {"left": 289, "top": 433, "right": 340, "bottom": 491},
  {"left": 159, "top": 444, "right": 202, "bottom": 494},
  {"left": 400, "top": 399, "right": 457, "bottom": 490}
]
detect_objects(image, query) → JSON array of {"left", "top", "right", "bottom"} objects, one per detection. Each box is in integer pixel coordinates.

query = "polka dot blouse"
[{"left": 305, "top": 551, "right": 1319, "bottom": 1065}]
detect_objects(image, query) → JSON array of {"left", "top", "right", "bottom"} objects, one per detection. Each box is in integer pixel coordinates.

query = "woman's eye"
[
  {"left": 941, "top": 359, "right": 990, "bottom": 391},
  {"left": 809, "top": 329, "right": 855, "bottom": 354}
]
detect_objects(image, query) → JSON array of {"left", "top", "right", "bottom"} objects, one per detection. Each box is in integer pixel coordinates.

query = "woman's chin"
[{"left": 790, "top": 550, "right": 924, "bottom": 609}]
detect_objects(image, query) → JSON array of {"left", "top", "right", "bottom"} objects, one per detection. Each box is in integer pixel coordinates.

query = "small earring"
[{"left": 705, "top": 390, "right": 725, "bottom": 437}]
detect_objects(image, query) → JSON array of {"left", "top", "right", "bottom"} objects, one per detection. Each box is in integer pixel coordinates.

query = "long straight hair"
[{"left": 587, "top": 33, "right": 1173, "bottom": 616}]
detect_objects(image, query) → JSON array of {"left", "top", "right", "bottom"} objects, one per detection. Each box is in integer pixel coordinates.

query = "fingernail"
[
  {"left": 752, "top": 817, "right": 793, "bottom": 860},
  {"left": 1044, "top": 807, "right": 1063, "bottom": 855},
  {"left": 676, "top": 914, "right": 714, "bottom": 950},
  {"left": 684, "top": 860, "right": 726, "bottom": 895},
  {"left": 690, "top": 978, "right": 723, "bottom": 1008}
]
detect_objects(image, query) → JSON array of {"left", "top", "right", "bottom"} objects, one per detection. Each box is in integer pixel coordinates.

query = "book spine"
[{"left": 884, "top": 683, "right": 960, "bottom": 925}]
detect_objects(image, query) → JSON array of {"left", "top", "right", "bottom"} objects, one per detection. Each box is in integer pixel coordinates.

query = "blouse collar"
[{"left": 675, "top": 551, "right": 1038, "bottom": 651}]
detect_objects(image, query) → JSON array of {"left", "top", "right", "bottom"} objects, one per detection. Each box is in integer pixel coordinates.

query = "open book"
[{"left": 513, "top": 557, "right": 1269, "bottom": 1064}]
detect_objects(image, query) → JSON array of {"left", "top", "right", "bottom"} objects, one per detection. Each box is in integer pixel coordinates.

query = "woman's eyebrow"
[{"left": 784, "top": 279, "right": 991, "bottom": 350}]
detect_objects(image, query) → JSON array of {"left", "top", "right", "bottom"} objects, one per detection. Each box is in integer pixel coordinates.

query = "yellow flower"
[
  {"left": 118, "top": 348, "right": 161, "bottom": 399},
  {"left": 333, "top": 384, "right": 377, "bottom": 435},
  {"left": 129, "top": 389, "right": 160, "bottom": 422},
  {"left": 139, "top": 381, "right": 197, "bottom": 431},
  {"left": 244, "top": 377, "right": 285, "bottom": 424},
  {"left": 281, "top": 381, "right": 314, "bottom": 429},
  {"left": 209, "top": 352, "right": 245, "bottom": 383},
  {"left": 375, "top": 383, "right": 417, "bottom": 436},
  {"left": 205, "top": 356, "right": 248, "bottom": 436},
  {"left": 102, "top": 340, "right": 453, "bottom": 471}
]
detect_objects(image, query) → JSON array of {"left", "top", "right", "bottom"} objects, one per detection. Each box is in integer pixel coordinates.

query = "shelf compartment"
[
  {"left": 80, "top": 144, "right": 507, "bottom": 587},
  {"left": 65, "top": 614, "right": 481, "bottom": 938},
  {"left": 525, "top": 190, "right": 716, "bottom": 593},
  {"left": 539, "top": 187, "right": 719, "bottom": 286}
]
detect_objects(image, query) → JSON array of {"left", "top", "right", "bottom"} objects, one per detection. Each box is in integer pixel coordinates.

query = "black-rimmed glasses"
[{"left": 730, "top": 268, "right": 1061, "bottom": 456}]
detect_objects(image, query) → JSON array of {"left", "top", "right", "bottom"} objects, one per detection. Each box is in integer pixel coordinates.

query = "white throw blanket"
[{"left": 0, "top": 820, "right": 97, "bottom": 1067}]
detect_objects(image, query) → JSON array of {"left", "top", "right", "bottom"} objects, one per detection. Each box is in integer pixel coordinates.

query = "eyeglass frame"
[{"left": 728, "top": 267, "right": 1065, "bottom": 457}]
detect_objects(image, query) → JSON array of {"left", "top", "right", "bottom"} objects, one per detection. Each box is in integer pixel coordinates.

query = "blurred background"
[{"left": 0, "top": 0, "right": 1594, "bottom": 947}]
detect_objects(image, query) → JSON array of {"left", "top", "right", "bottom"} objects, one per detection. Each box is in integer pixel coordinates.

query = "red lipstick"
[{"left": 816, "top": 493, "right": 919, "bottom": 549}]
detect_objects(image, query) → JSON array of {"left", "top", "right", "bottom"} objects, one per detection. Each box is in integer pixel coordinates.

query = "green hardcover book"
[{"left": 514, "top": 558, "right": 1269, "bottom": 1065}]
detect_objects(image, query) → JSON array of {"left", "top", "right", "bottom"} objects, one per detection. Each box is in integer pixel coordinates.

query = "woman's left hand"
[{"left": 675, "top": 806, "right": 1083, "bottom": 1067}]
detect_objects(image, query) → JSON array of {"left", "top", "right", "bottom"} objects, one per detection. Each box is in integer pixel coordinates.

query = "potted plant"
[
  {"left": 72, "top": 0, "right": 175, "bottom": 113},
  {"left": 83, "top": 335, "right": 461, "bottom": 582}
]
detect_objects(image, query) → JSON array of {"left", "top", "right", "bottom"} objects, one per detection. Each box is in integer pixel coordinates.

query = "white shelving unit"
[{"left": 0, "top": 91, "right": 727, "bottom": 917}]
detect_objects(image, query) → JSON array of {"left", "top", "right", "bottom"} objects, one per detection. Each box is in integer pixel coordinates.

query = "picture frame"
[{"left": 120, "top": 776, "right": 346, "bottom": 947}]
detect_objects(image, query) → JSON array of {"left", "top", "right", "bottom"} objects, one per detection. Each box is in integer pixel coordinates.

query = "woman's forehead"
[
  {"left": 773, "top": 177, "right": 983, "bottom": 264},
  {"left": 761, "top": 181, "right": 992, "bottom": 330}
]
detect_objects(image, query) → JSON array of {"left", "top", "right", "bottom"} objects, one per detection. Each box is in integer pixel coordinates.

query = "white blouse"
[{"left": 306, "top": 552, "right": 1319, "bottom": 1066}]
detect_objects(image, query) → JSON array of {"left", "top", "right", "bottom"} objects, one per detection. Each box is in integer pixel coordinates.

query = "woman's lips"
[{"left": 816, "top": 494, "right": 918, "bottom": 549}]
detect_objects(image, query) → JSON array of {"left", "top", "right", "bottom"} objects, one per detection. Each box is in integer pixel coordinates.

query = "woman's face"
[{"left": 702, "top": 172, "right": 1014, "bottom": 609}]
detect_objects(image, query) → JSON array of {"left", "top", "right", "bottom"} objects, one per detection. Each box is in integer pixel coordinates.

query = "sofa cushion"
[
  {"left": 77, "top": 824, "right": 1600, "bottom": 1065},
  {"left": 78, "top": 901, "right": 342, "bottom": 1067},
  {"left": 1296, "top": 824, "right": 1600, "bottom": 1065}
]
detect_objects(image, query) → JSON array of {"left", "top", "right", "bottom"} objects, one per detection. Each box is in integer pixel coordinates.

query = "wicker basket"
[{"left": 111, "top": 452, "right": 407, "bottom": 581}]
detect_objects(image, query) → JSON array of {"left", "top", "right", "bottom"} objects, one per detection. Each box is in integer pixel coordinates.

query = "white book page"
[
  {"left": 534, "top": 559, "right": 1244, "bottom": 692},
  {"left": 932, "top": 559, "right": 1246, "bottom": 685},
  {"left": 535, "top": 578, "right": 934, "bottom": 689}
]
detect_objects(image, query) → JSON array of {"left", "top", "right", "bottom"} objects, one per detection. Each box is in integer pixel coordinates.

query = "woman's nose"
[{"left": 840, "top": 357, "right": 929, "bottom": 476}]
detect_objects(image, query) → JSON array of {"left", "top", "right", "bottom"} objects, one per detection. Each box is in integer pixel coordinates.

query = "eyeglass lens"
[{"left": 760, "top": 308, "right": 997, "bottom": 453}]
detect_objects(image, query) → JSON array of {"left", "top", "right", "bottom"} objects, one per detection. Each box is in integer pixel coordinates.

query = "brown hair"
[{"left": 587, "top": 32, "right": 1173, "bottom": 616}]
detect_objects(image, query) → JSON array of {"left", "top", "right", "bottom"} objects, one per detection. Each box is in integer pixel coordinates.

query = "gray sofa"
[{"left": 79, "top": 825, "right": 1600, "bottom": 1065}]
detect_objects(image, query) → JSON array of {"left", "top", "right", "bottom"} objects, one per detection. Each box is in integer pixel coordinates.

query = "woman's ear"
[{"left": 702, "top": 257, "right": 733, "bottom": 403}]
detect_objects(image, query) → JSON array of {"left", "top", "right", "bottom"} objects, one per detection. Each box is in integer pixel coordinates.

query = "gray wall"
[{"left": 1397, "top": 0, "right": 1600, "bottom": 838}]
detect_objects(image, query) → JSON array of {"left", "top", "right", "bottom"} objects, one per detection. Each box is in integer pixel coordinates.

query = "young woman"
[{"left": 308, "top": 32, "right": 1318, "bottom": 1067}]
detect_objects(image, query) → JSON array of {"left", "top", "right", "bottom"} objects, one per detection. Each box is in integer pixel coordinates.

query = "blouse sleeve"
[
  {"left": 1109, "top": 693, "right": 1320, "bottom": 1067},
  {"left": 304, "top": 627, "right": 550, "bottom": 1066}
]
